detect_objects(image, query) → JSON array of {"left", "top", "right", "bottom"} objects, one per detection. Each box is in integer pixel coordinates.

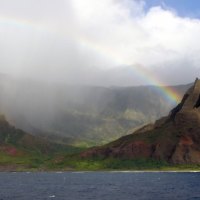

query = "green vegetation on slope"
[
  {"left": 0, "top": 115, "right": 86, "bottom": 171},
  {"left": 0, "top": 75, "right": 191, "bottom": 146},
  {"left": 2, "top": 146, "right": 200, "bottom": 171},
  {"left": 0, "top": 115, "right": 197, "bottom": 172}
]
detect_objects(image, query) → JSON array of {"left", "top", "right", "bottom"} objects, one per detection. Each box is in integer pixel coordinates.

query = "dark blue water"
[{"left": 0, "top": 172, "right": 200, "bottom": 200}]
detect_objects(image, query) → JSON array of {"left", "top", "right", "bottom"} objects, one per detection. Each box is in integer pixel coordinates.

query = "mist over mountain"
[
  {"left": 82, "top": 78, "right": 200, "bottom": 164},
  {"left": 0, "top": 74, "right": 190, "bottom": 146}
]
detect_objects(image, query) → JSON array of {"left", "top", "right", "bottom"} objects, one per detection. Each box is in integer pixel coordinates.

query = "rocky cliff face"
[{"left": 81, "top": 78, "right": 200, "bottom": 164}]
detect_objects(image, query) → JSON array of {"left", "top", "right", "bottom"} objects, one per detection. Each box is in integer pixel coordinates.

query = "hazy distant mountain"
[
  {"left": 0, "top": 74, "right": 191, "bottom": 146},
  {"left": 82, "top": 78, "right": 200, "bottom": 164}
]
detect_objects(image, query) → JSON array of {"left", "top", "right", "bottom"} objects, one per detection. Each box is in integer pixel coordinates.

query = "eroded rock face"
[
  {"left": 171, "top": 135, "right": 200, "bottom": 164},
  {"left": 107, "top": 140, "right": 153, "bottom": 159},
  {"left": 81, "top": 78, "right": 200, "bottom": 164}
]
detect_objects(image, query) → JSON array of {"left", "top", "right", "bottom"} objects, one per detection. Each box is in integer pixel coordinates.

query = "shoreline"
[{"left": 0, "top": 169, "right": 200, "bottom": 173}]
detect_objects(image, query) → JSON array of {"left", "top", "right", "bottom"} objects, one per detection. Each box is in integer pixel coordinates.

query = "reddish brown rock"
[
  {"left": 81, "top": 78, "right": 200, "bottom": 164},
  {"left": 0, "top": 145, "right": 23, "bottom": 156}
]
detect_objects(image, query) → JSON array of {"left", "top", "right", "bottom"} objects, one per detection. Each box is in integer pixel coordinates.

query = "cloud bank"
[{"left": 0, "top": 0, "right": 199, "bottom": 85}]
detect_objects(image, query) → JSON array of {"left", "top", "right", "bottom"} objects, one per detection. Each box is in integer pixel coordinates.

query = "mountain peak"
[
  {"left": 169, "top": 78, "right": 200, "bottom": 121},
  {"left": 81, "top": 78, "right": 200, "bottom": 164},
  {"left": 183, "top": 77, "right": 200, "bottom": 109}
]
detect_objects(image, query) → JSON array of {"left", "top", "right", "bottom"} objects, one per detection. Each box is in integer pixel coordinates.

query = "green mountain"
[
  {"left": 0, "top": 75, "right": 191, "bottom": 146},
  {"left": 1, "top": 75, "right": 200, "bottom": 171},
  {"left": 81, "top": 78, "right": 200, "bottom": 165},
  {"left": 0, "top": 115, "right": 81, "bottom": 171}
]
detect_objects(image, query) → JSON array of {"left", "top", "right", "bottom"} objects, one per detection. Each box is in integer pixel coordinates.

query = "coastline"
[{"left": 0, "top": 168, "right": 200, "bottom": 173}]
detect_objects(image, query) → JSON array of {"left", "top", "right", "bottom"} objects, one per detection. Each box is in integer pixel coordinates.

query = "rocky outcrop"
[{"left": 81, "top": 78, "right": 200, "bottom": 164}]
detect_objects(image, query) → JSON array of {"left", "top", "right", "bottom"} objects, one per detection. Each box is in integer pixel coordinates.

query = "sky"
[
  {"left": 0, "top": 0, "right": 200, "bottom": 86},
  {"left": 145, "top": 0, "right": 200, "bottom": 18}
]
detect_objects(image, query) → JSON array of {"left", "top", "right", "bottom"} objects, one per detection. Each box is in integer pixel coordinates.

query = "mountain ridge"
[
  {"left": 0, "top": 114, "right": 84, "bottom": 171},
  {"left": 0, "top": 74, "right": 191, "bottom": 146},
  {"left": 81, "top": 78, "right": 200, "bottom": 164}
]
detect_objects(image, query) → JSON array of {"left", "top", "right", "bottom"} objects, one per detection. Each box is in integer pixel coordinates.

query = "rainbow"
[
  {"left": 129, "top": 64, "right": 182, "bottom": 104},
  {"left": 0, "top": 15, "right": 182, "bottom": 104}
]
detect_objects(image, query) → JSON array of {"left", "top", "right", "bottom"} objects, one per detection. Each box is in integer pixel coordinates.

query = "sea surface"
[{"left": 0, "top": 172, "right": 200, "bottom": 200}]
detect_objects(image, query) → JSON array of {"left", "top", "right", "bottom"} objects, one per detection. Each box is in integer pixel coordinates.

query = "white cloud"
[{"left": 0, "top": 0, "right": 199, "bottom": 85}]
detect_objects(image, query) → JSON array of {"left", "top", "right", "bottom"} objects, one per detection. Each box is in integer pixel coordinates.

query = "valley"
[{"left": 1, "top": 75, "right": 200, "bottom": 171}]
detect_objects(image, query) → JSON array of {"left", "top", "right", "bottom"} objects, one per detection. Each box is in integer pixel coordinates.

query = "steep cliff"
[{"left": 81, "top": 78, "right": 200, "bottom": 164}]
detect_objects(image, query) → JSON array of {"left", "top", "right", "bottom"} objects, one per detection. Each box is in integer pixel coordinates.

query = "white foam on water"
[
  {"left": 49, "top": 195, "right": 55, "bottom": 198},
  {"left": 109, "top": 171, "right": 146, "bottom": 173},
  {"left": 109, "top": 171, "right": 200, "bottom": 173}
]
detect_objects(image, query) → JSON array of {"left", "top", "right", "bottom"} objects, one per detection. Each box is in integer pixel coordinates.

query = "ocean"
[{"left": 0, "top": 172, "right": 200, "bottom": 200}]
